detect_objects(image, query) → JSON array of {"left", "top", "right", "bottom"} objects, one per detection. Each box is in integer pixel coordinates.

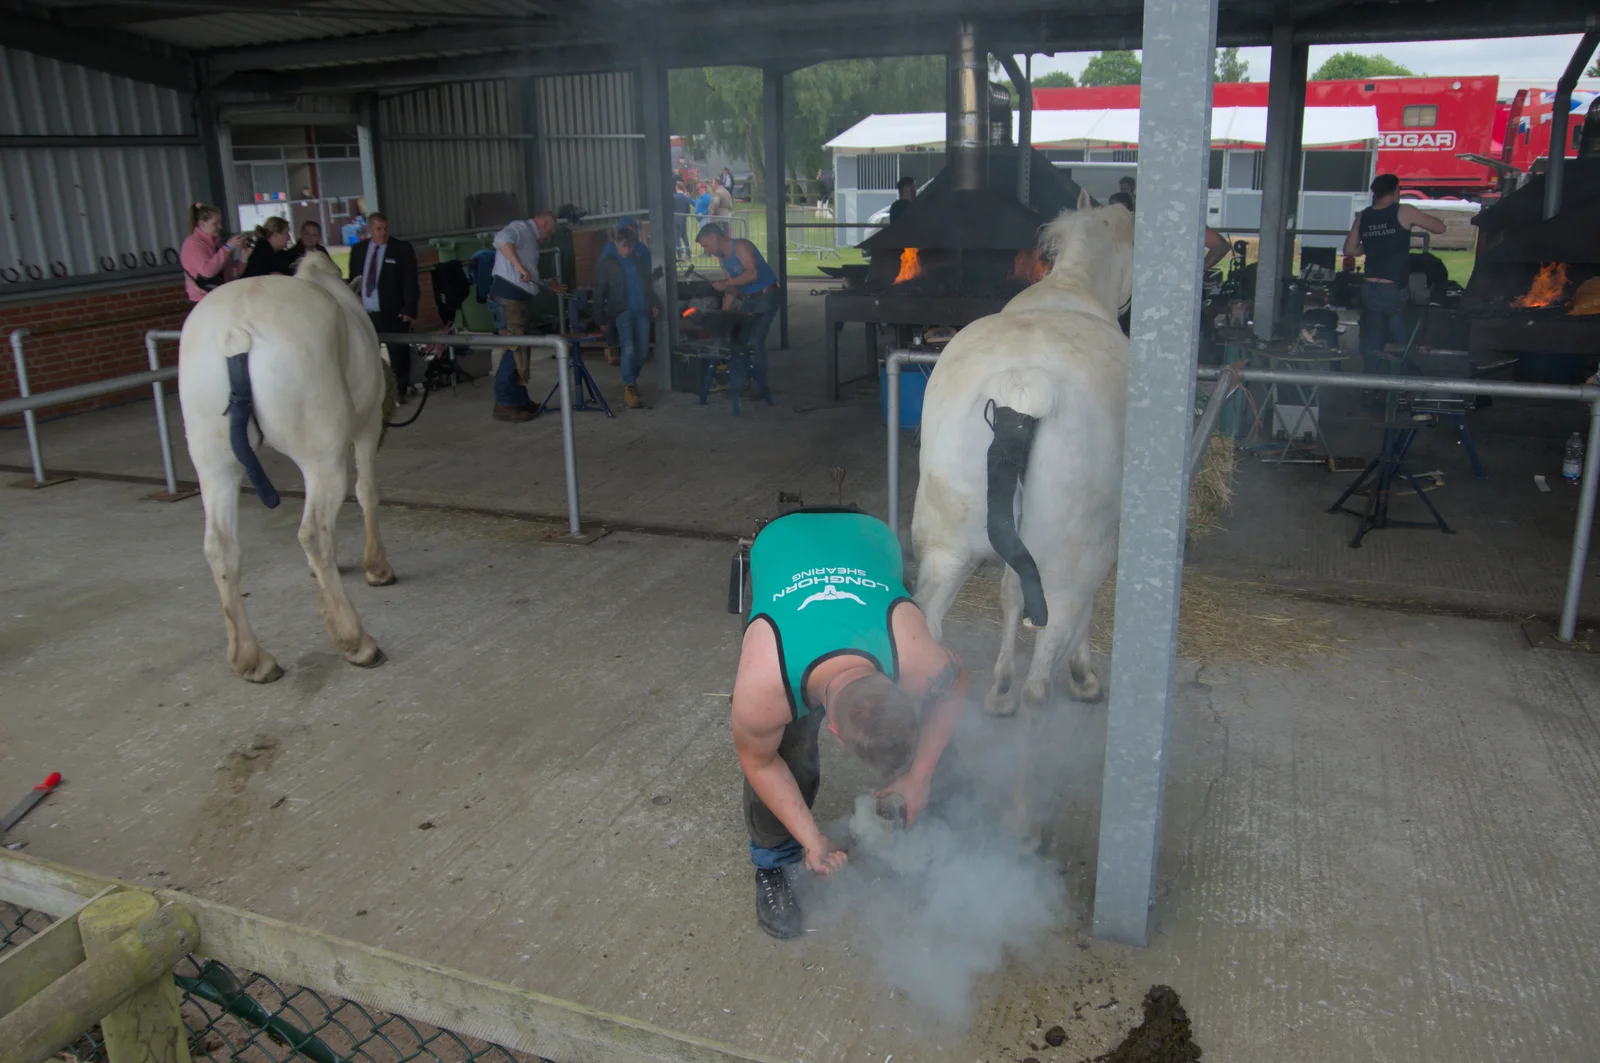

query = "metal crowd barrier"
[
  {"left": 674, "top": 213, "right": 747, "bottom": 272},
  {"left": 3, "top": 328, "right": 585, "bottom": 538},
  {"left": 883, "top": 350, "right": 1600, "bottom": 643}
]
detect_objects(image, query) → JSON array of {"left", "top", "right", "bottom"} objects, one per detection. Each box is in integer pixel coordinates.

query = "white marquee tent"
[{"left": 825, "top": 106, "right": 1378, "bottom": 153}]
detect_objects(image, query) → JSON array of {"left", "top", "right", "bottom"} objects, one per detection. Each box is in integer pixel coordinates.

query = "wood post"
[
  {"left": 0, "top": 892, "right": 197, "bottom": 1063},
  {"left": 79, "top": 894, "right": 193, "bottom": 1063}
]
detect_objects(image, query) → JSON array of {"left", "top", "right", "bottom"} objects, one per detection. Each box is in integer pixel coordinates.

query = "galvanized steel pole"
[
  {"left": 884, "top": 350, "right": 940, "bottom": 537},
  {"left": 8, "top": 329, "right": 46, "bottom": 484},
  {"left": 1094, "top": 0, "right": 1219, "bottom": 947},
  {"left": 144, "top": 330, "right": 182, "bottom": 498},
  {"left": 1559, "top": 400, "right": 1600, "bottom": 642}
]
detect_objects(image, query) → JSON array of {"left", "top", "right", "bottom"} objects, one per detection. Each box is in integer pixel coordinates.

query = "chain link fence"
[{"left": 2, "top": 902, "right": 544, "bottom": 1063}]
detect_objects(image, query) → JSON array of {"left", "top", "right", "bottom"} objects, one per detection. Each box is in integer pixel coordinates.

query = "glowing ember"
[
  {"left": 681, "top": 306, "right": 698, "bottom": 318},
  {"left": 894, "top": 247, "right": 922, "bottom": 284},
  {"left": 1011, "top": 249, "right": 1049, "bottom": 284},
  {"left": 1513, "top": 262, "right": 1570, "bottom": 309}
]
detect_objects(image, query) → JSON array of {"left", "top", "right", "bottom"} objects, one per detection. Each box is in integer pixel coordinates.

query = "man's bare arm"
[
  {"left": 892, "top": 606, "right": 967, "bottom": 796},
  {"left": 1342, "top": 220, "right": 1363, "bottom": 259},
  {"left": 1398, "top": 204, "right": 1447, "bottom": 235}
]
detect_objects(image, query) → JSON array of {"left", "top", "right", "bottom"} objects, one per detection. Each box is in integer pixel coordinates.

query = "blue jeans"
[
  {"left": 489, "top": 295, "right": 532, "bottom": 407},
  {"left": 735, "top": 287, "right": 780, "bottom": 388},
  {"left": 615, "top": 310, "right": 652, "bottom": 386},
  {"left": 1359, "top": 281, "right": 1411, "bottom": 374}
]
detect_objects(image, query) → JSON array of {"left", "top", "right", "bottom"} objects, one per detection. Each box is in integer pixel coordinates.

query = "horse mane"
[
  {"left": 1013, "top": 203, "right": 1135, "bottom": 318},
  {"left": 294, "top": 249, "right": 343, "bottom": 284}
]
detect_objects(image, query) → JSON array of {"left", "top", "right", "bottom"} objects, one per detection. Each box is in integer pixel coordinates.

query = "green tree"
[
  {"left": 1079, "top": 51, "right": 1142, "bottom": 87},
  {"left": 1215, "top": 47, "right": 1249, "bottom": 83},
  {"left": 1589, "top": 57, "right": 1600, "bottom": 78},
  {"left": 669, "top": 58, "right": 949, "bottom": 192},
  {"left": 1032, "top": 70, "right": 1078, "bottom": 89},
  {"left": 1312, "top": 51, "right": 1415, "bottom": 80}
]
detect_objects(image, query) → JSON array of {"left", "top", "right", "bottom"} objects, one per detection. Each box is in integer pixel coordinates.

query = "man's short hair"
[
  {"left": 1109, "top": 191, "right": 1134, "bottom": 210},
  {"left": 615, "top": 226, "right": 638, "bottom": 245},
  {"left": 533, "top": 210, "right": 557, "bottom": 227},
  {"left": 367, "top": 211, "right": 387, "bottom": 224},
  {"left": 696, "top": 222, "right": 730, "bottom": 243},
  {"left": 897, "top": 176, "right": 916, "bottom": 192},
  {"left": 1370, "top": 173, "right": 1400, "bottom": 198},
  {"left": 832, "top": 673, "right": 919, "bottom": 776},
  {"left": 1118, "top": 176, "right": 1136, "bottom": 190}
]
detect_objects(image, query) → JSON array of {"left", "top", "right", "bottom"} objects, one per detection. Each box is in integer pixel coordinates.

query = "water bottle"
[{"left": 1563, "top": 432, "right": 1585, "bottom": 485}]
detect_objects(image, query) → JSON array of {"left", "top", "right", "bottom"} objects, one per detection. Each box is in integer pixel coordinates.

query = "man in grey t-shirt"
[{"left": 489, "top": 210, "right": 562, "bottom": 422}]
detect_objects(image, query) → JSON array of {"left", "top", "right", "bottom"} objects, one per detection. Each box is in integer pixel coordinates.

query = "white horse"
[
  {"left": 912, "top": 194, "right": 1135, "bottom": 716},
  {"left": 178, "top": 252, "right": 394, "bottom": 682}
]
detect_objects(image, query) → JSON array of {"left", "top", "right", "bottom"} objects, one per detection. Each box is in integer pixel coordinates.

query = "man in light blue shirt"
[{"left": 489, "top": 210, "right": 561, "bottom": 422}]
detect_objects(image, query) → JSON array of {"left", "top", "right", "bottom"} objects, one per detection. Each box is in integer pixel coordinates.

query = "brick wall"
[
  {"left": 0, "top": 249, "right": 450, "bottom": 430},
  {"left": 0, "top": 278, "right": 193, "bottom": 426}
]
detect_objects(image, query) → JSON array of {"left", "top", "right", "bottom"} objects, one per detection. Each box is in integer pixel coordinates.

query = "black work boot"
[{"left": 754, "top": 866, "right": 803, "bottom": 940}]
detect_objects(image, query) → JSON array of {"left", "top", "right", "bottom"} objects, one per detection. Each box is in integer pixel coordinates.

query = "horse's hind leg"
[
  {"left": 913, "top": 546, "right": 978, "bottom": 643},
  {"left": 298, "top": 457, "right": 384, "bottom": 668},
  {"left": 197, "top": 454, "right": 282, "bottom": 683},
  {"left": 986, "top": 566, "right": 1024, "bottom": 717},
  {"left": 353, "top": 427, "right": 395, "bottom": 587}
]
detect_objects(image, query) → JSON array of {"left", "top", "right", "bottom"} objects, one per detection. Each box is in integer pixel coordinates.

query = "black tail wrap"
[
  {"left": 986, "top": 404, "right": 1048, "bottom": 627},
  {"left": 224, "top": 353, "right": 280, "bottom": 509}
]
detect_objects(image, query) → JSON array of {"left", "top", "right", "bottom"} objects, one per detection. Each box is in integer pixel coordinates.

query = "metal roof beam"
[
  {"left": 54, "top": 0, "right": 548, "bottom": 27},
  {"left": 208, "top": 24, "right": 588, "bottom": 78},
  {"left": 0, "top": 1, "right": 195, "bottom": 92},
  {"left": 1291, "top": 1, "right": 1596, "bottom": 43}
]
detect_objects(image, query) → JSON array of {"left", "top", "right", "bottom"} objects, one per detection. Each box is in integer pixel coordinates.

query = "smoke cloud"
[{"left": 795, "top": 703, "right": 1104, "bottom": 1027}]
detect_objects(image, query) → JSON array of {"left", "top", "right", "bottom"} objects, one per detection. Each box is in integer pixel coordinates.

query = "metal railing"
[
  {"left": 883, "top": 352, "right": 1599, "bottom": 643},
  {"left": 673, "top": 214, "right": 746, "bottom": 272},
  {"left": 0, "top": 851, "right": 788, "bottom": 1063},
  {"left": 3, "top": 329, "right": 585, "bottom": 538},
  {"left": 393, "top": 332, "right": 581, "bottom": 536}
]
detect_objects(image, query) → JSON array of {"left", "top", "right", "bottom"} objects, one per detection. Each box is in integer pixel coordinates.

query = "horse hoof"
[
  {"left": 1067, "top": 672, "right": 1104, "bottom": 703},
  {"left": 347, "top": 644, "right": 386, "bottom": 669},
  {"left": 1022, "top": 679, "right": 1053, "bottom": 709},
  {"left": 985, "top": 687, "right": 1019, "bottom": 717},
  {"left": 243, "top": 660, "right": 284, "bottom": 684},
  {"left": 365, "top": 568, "right": 397, "bottom": 587}
]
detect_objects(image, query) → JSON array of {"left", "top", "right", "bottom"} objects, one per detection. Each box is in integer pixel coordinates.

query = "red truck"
[{"left": 1035, "top": 76, "right": 1506, "bottom": 199}]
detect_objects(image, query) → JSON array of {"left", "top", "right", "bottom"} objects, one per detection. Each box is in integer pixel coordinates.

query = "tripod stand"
[{"left": 1327, "top": 414, "right": 1454, "bottom": 547}]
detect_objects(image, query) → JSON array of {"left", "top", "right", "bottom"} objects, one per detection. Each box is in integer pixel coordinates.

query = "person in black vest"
[
  {"left": 348, "top": 213, "right": 420, "bottom": 400},
  {"left": 1342, "top": 174, "right": 1445, "bottom": 374}
]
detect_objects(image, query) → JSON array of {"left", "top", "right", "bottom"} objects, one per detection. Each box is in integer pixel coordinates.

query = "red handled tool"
[{"left": 0, "top": 772, "right": 61, "bottom": 837}]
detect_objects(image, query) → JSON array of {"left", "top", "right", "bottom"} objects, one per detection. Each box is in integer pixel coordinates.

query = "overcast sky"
[{"left": 1022, "top": 35, "right": 1590, "bottom": 84}]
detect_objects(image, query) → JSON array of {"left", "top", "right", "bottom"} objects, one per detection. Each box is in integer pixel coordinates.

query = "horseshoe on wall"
[
  {"left": 142, "top": 250, "right": 158, "bottom": 266},
  {"left": 50, "top": 261, "right": 68, "bottom": 277},
  {"left": 1, "top": 267, "right": 20, "bottom": 283},
  {"left": 25, "top": 263, "right": 43, "bottom": 280},
  {"left": 163, "top": 247, "right": 179, "bottom": 264},
  {"left": 100, "top": 255, "right": 117, "bottom": 271},
  {"left": 120, "top": 252, "right": 138, "bottom": 269}
]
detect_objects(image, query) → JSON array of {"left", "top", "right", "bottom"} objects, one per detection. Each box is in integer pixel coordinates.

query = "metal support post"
[
  {"left": 1545, "top": 31, "right": 1599, "bottom": 221},
  {"left": 763, "top": 67, "right": 789, "bottom": 350},
  {"left": 1253, "top": 26, "right": 1308, "bottom": 341},
  {"left": 884, "top": 350, "right": 941, "bottom": 538},
  {"left": 639, "top": 55, "right": 678, "bottom": 391},
  {"left": 1093, "top": 0, "right": 1219, "bottom": 948},
  {"left": 382, "top": 333, "right": 583, "bottom": 537},
  {"left": 1559, "top": 400, "right": 1600, "bottom": 642},
  {"left": 194, "top": 85, "right": 228, "bottom": 218},
  {"left": 9, "top": 329, "right": 48, "bottom": 486},
  {"left": 1188, "top": 367, "right": 1240, "bottom": 485},
  {"left": 143, "top": 331, "right": 194, "bottom": 501},
  {"left": 518, "top": 76, "right": 542, "bottom": 217},
  {"left": 359, "top": 93, "right": 383, "bottom": 214}
]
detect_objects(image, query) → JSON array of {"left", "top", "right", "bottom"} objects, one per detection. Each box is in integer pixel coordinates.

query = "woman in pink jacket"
[{"left": 180, "top": 203, "right": 246, "bottom": 303}]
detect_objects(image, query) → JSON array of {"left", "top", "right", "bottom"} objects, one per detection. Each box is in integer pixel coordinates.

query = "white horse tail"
[
  {"left": 221, "top": 323, "right": 281, "bottom": 509},
  {"left": 984, "top": 368, "right": 1052, "bottom": 627}
]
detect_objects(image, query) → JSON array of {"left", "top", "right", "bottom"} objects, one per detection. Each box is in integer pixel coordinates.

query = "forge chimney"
[{"left": 948, "top": 20, "right": 989, "bottom": 191}]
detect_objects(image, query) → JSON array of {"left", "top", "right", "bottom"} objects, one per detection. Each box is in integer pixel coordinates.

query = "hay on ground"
[
  {"left": 1186, "top": 430, "right": 1237, "bottom": 541},
  {"left": 945, "top": 568, "right": 1344, "bottom": 668}
]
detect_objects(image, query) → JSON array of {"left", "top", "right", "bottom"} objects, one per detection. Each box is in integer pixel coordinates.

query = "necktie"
[{"left": 366, "top": 246, "right": 380, "bottom": 298}]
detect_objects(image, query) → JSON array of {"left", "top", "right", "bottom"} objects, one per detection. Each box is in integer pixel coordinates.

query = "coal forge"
[{"left": 822, "top": 18, "right": 1087, "bottom": 399}]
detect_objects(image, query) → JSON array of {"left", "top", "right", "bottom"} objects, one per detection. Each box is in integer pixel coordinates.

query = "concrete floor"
[{"left": 4, "top": 291, "right": 1600, "bottom": 1060}]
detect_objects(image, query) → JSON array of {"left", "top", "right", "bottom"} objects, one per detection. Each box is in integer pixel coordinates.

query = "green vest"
[{"left": 748, "top": 509, "right": 913, "bottom": 720}]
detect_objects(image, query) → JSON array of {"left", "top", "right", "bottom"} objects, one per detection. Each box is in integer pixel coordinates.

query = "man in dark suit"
[{"left": 348, "top": 213, "right": 420, "bottom": 400}]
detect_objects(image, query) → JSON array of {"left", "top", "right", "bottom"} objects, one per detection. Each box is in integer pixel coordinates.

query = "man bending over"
[{"left": 731, "top": 508, "right": 966, "bottom": 939}]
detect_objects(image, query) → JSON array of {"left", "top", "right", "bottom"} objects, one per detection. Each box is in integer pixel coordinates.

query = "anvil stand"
[{"left": 1327, "top": 396, "right": 1455, "bottom": 548}]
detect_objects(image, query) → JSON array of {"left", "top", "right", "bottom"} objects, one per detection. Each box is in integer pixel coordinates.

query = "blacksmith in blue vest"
[
  {"left": 697, "top": 223, "right": 780, "bottom": 403},
  {"left": 1342, "top": 174, "right": 1446, "bottom": 374},
  {"left": 731, "top": 508, "right": 967, "bottom": 939}
]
